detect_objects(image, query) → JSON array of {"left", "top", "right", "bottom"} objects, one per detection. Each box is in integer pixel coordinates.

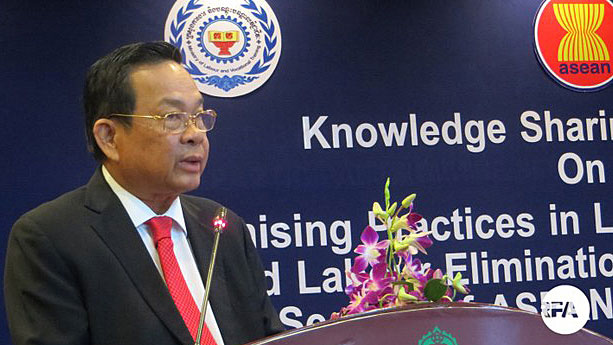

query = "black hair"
[{"left": 83, "top": 41, "right": 182, "bottom": 161}]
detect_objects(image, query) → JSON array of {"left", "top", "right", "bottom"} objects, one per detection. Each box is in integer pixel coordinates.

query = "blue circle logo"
[{"left": 165, "top": 0, "right": 282, "bottom": 97}]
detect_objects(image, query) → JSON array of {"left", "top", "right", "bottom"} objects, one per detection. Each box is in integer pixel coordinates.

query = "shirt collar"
[{"left": 101, "top": 165, "right": 187, "bottom": 234}]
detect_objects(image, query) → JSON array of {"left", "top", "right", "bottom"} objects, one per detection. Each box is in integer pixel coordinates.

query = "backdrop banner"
[{"left": 1, "top": 0, "right": 612, "bottom": 343}]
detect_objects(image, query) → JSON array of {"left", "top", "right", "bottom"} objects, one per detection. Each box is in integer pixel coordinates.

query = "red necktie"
[{"left": 147, "top": 216, "right": 217, "bottom": 345}]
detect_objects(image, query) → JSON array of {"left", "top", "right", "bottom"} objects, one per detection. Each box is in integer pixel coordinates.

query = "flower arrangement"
[{"left": 331, "top": 178, "right": 470, "bottom": 318}]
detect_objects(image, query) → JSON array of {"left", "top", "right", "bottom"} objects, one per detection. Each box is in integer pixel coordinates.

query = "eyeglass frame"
[{"left": 107, "top": 109, "right": 217, "bottom": 133}]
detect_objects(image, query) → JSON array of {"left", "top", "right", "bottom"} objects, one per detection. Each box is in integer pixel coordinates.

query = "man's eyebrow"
[{"left": 158, "top": 97, "right": 204, "bottom": 109}]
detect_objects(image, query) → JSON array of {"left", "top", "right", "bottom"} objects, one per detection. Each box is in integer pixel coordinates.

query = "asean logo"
[
  {"left": 164, "top": 0, "right": 282, "bottom": 97},
  {"left": 534, "top": 0, "right": 613, "bottom": 91}
]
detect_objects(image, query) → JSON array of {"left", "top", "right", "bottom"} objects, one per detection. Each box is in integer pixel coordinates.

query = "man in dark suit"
[{"left": 4, "top": 41, "right": 284, "bottom": 345}]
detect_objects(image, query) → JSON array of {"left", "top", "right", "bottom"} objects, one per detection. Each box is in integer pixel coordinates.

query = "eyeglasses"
[{"left": 108, "top": 109, "right": 217, "bottom": 134}]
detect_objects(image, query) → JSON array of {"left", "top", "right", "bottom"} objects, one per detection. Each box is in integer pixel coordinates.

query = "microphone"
[{"left": 195, "top": 206, "right": 227, "bottom": 345}]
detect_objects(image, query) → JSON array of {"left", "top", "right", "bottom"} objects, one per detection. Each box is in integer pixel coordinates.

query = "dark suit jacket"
[{"left": 4, "top": 168, "right": 284, "bottom": 345}]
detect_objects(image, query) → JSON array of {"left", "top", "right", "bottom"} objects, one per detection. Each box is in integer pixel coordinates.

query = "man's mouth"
[{"left": 178, "top": 155, "right": 204, "bottom": 172}]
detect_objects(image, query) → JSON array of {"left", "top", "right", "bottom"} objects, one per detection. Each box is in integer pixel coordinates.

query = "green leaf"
[
  {"left": 424, "top": 279, "right": 447, "bottom": 302},
  {"left": 384, "top": 177, "right": 391, "bottom": 210}
]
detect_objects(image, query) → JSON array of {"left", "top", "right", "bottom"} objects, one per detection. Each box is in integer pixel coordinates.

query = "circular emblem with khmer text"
[{"left": 164, "top": 0, "right": 282, "bottom": 97}]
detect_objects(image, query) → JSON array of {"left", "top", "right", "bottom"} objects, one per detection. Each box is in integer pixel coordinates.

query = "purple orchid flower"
[
  {"left": 406, "top": 212, "right": 422, "bottom": 229},
  {"left": 332, "top": 184, "right": 471, "bottom": 319},
  {"left": 364, "top": 263, "right": 394, "bottom": 295},
  {"left": 353, "top": 226, "right": 389, "bottom": 271},
  {"left": 398, "top": 252, "right": 425, "bottom": 281},
  {"left": 416, "top": 234, "right": 433, "bottom": 250},
  {"left": 345, "top": 263, "right": 369, "bottom": 296},
  {"left": 424, "top": 267, "right": 443, "bottom": 280},
  {"left": 345, "top": 288, "right": 379, "bottom": 315}
]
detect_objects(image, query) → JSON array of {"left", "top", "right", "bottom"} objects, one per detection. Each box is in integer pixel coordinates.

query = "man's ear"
[{"left": 93, "top": 119, "right": 120, "bottom": 162}]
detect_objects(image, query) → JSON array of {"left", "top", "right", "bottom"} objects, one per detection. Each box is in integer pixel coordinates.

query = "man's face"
[{"left": 112, "top": 61, "right": 209, "bottom": 199}]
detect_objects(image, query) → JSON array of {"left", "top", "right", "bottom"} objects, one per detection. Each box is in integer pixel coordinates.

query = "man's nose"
[{"left": 180, "top": 120, "right": 206, "bottom": 144}]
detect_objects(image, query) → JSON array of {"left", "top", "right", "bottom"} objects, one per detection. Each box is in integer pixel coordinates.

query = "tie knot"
[{"left": 147, "top": 216, "right": 173, "bottom": 246}]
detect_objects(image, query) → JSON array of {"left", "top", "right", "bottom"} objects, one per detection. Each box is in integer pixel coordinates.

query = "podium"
[{"left": 249, "top": 302, "right": 613, "bottom": 345}]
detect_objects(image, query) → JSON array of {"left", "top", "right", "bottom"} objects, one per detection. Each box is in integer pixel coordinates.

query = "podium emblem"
[
  {"left": 418, "top": 326, "right": 458, "bottom": 345},
  {"left": 534, "top": 0, "right": 613, "bottom": 91},
  {"left": 164, "top": 0, "right": 282, "bottom": 97}
]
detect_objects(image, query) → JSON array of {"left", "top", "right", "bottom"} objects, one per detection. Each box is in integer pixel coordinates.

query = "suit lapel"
[{"left": 84, "top": 169, "right": 194, "bottom": 344}]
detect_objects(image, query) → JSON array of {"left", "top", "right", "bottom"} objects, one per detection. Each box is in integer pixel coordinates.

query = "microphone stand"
[{"left": 195, "top": 207, "right": 227, "bottom": 345}]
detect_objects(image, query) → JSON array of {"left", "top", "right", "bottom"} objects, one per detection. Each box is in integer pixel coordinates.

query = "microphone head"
[{"left": 213, "top": 207, "right": 228, "bottom": 233}]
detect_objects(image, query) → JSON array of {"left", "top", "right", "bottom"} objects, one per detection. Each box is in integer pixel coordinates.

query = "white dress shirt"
[{"left": 102, "top": 166, "right": 224, "bottom": 345}]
